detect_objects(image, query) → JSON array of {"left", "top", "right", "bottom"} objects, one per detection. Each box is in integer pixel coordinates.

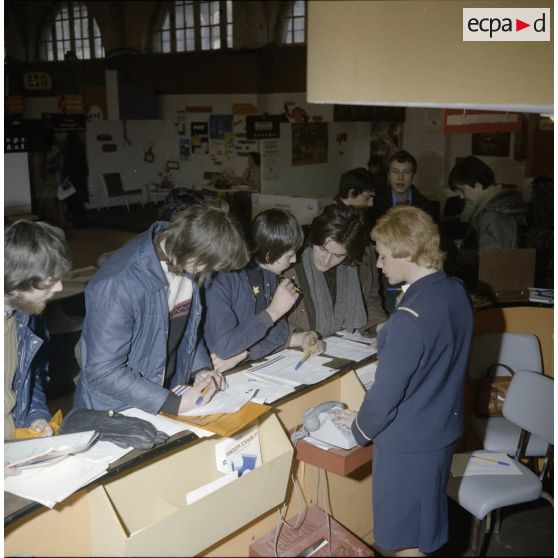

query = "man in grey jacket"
[
  {"left": 74, "top": 201, "right": 249, "bottom": 416},
  {"left": 449, "top": 156, "right": 526, "bottom": 250}
]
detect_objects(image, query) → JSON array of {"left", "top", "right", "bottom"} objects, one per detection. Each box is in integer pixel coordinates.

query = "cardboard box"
[
  {"left": 89, "top": 413, "right": 294, "bottom": 557},
  {"left": 249, "top": 505, "right": 375, "bottom": 557},
  {"left": 251, "top": 193, "right": 334, "bottom": 225}
]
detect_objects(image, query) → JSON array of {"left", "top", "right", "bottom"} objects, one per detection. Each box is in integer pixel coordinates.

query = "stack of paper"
[
  {"left": 322, "top": 336, "right": 377, "bottom": 361},
  {"left": 451, "top": 452, "right": 521, "bottom": 477}
]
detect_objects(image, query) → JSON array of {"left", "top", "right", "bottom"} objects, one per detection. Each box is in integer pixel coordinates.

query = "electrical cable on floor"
[{"left": 273, "top": 472, "right": 308, "bottom": 557}]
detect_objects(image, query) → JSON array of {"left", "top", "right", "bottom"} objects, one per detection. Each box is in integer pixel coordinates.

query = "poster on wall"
[
  {"left": 179, "top": 138, "right": 190, "bottom": 161},
  {"left": 472, "top": 133, "right": 511, "bottom": 157},
  {"left": 191, "top": 122, "right": 209, "bottom": 154},
  {"left": 246, "top": 115, "right": 281, "bottom": 139},
  {"left": 370, "top": 122, "right": 402, "bottom": 161},
  {"left": 233, "top": 116, "right": 258, "bottom": 156},
  {"left": 209, "top": 115, "right": 233, "bottom": 140},
  {"left": 292, "top": 123, "right": 328, "bottom": 166},
  {"left": 441, "top": 110, "right": 521, "bottom": 134},
  {"left": 262, "top": 139, "right": 280, "bottom": 180}
]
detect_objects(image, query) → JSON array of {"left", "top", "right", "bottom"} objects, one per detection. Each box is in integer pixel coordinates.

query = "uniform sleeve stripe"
[
  {"left": 398, "top": 306, "right": 419, "bottom": 318},
  {"left": 354, "top": 416, "right": 372, "bottom": 441}
]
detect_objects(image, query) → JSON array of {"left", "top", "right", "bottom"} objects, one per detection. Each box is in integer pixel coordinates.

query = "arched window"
[
  {"left": 39, "top": 1, "right": 104, "bottom": 61},
  {"left": 153, "top": 1, "right": 233, "bottom": 54},
  {"left": 283, "top": 0, "right": 306, "bottom": 44}
]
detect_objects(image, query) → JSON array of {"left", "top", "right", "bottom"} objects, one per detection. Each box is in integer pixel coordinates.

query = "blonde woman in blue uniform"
[{"left": 334, "top": 205, "right": 473, "bottom": 556}]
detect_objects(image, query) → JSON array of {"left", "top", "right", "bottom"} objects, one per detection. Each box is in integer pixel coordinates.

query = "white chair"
[
  {"left": 101, "top": 172, "right": 144, "bottom": 211},
  {"left": 448, "top": 370, "right": 553, "bottom": 556},
  {"left": 468, "top": 332, "right": 547, "bottom": 457}
]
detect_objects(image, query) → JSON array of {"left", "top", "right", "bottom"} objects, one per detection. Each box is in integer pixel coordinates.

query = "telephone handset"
[{"left": 291, "top": 400, "right": 358, "bottom": 450}]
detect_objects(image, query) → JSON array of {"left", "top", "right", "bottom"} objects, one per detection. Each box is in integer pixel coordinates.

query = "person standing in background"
[
  {"left": 61, "top": 132, "right": 89, "bottom": 229},
  {"left": 37, "top": 129, "right": 65, "bottom": 227}
]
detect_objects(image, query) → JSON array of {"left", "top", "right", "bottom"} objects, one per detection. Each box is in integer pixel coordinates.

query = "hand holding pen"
[
  {"left": 294, "top": 331, "right": 326, "bottom": 369},
  {"left": 176, "top": 377, "right": 218, "bottom": 415},
  {"left": 266, "top": 277, "right": 300, "bottom": 322}
]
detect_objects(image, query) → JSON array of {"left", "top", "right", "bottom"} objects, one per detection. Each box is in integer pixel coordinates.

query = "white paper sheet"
[
  {"left": 355, "top": 362, "right": 378, "bottom": 390},
  {"left": 338, "top": 330, "right": 378, "bottom": 349},
  {"left": 185, "top": 471, "right": 238, "bottom": 505},
  {"left": 4, "top": 455, "right": 109, "bottom": 508},
  {"left": 451, "top": 452, "right": 522, "bottom": 477},
  {"left": 5, "top": 431, "right": 98, "bottom": 468},
  {"left": 180, "top": 387, "right": 253, "bottom": 417},
  {"left": 322, "top": 336, "right": 377, "bottom": 361},
  {"left": 246, "top": 354, "right": 336, "bottom": 387},
  {"left": 120, "top": 407, "right": 213, "bottom": 438},
  {"left": 225, "top": 371, "right": 295, "bottom": 404}
]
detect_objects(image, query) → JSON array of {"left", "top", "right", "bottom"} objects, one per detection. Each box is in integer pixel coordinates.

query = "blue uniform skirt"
[{"left": 372, "top": 444, "right": 454, "bottom": 553}]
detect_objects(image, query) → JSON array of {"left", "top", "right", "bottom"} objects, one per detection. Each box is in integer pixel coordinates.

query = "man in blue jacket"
[
  {"left": 74, "top": 201, "right": 250, "bottom": 416},
  {"left": 334, "top": 206, "right": 473, "bottom": 556},
  {"left": 4, "top": 220, "right": 71, "bottom": 440}
]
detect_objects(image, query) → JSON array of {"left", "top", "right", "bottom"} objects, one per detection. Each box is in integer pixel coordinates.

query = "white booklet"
[{"left": 4, "top": 431, "right": 98, "bottom": 469}]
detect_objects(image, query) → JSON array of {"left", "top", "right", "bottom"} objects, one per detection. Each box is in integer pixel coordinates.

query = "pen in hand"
[
  {"left": 294, "top": 338, "right": 316, "bottom": 370},
  {"left": 278, "top": 275, "right": 302, "bottom": 294},
  {"left": 195, "top": 382, "right": 212, "bottom": 405}
]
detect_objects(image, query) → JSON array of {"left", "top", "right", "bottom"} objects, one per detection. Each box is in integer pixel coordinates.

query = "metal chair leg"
[
  {"left": 470, "top": 516, "right": 488, "bottom": 557},
  {"left": 493, "top": 508, "right": 502, "bottom": 535}
]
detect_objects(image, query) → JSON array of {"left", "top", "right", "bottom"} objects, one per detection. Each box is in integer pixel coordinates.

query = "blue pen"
[
  {"left": 386, "top": 287, "right": 402, "bottom": 292},
  {"left": 473, "top": 455, "right": 510, "bottom": 466},
  {"left": 294, "top": 350, "right": 311, "bottom": 370}
]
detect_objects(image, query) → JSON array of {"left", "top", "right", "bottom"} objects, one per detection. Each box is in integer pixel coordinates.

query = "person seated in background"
[
  {"left": 4, "top": 221, "right": 71, "bottom": 440},
  {"left": 241, "top": 151, "right": 261, "bottom": 189},
  {"left": 74, "top": 201, "right": 250, "bottom": 416},
  {"left": 284, "top": 204, "right": 383, "bottom": 341},
  {"left": 448, "top": 155, "right": 526, "bottom": 251},
  {"left": 374, "top": 150, "right": 439, "bottom": 313},
  {"left": 336, "top": 168, "right": 388, "bottom": 332},
  {"left": 203, "top": 209, "right": 324, "bottom": 373}
]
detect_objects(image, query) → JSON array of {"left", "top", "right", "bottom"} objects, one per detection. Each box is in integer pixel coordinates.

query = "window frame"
[
  {"left": 282, "top": 0, "right": 307, "bottom": 45},
  {"left": 38, "top": 1, "right": 104, "bottom": 62},
  {"left": 152, "top": 0, "right": 233, "bottom": 54}
]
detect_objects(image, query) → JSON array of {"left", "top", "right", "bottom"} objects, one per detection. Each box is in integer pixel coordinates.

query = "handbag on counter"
[{"left": 473, "top": 363, "right": 515, "bottom": 418}]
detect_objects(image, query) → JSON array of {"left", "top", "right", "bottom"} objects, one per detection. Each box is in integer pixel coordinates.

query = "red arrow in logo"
[{"left": 516, "top": 19, "right": 530, "bottom": 31}]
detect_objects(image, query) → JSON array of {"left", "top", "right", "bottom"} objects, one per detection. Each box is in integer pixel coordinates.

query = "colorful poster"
[
  {"left": 209, "top": 114, "right": 233, "bottom": 140},
  {"left": 292, "top": 123, "right": 328, "bottom": 166}
]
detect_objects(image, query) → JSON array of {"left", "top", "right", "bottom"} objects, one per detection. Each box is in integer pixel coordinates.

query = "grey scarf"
[{"left": 302, "top": 247, "right": 366, "bottom": 337}]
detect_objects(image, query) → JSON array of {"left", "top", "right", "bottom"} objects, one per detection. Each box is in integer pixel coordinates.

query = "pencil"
[
  {"left": 195, "top": 382, "right": 211, "bottom": 405},
  {"left": 472, "top": 455, "right": 510, "bottom": 466},
  {"left": 278, "top": 275, "right": 302, "bottom": 294}
]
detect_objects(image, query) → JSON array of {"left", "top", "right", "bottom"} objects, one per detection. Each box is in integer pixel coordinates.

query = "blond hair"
[{"left": 371, "top": 206, "right": 444, "bottom": 270}]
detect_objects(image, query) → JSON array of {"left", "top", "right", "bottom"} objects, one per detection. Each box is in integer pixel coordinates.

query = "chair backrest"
[
  {"left": 468, "top": 332, "right": 542, "bottom": 380},
  {"left": 102, "top": 173, "right": 126, "bottom": 197},
  {"left": 503, "top": 370, "right": 553, "bottom": 445}
]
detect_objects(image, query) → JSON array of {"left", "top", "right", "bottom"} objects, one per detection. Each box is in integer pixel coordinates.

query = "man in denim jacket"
[
  {"left": 4, "top": 221, "right": 71, "bottom": 440},
  {"left": 74, "top": 201, "right": 250, "bottom": 416}
]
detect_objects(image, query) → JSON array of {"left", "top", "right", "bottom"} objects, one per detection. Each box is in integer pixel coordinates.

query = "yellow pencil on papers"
[{"left": 472, "top": 455, "right": 510, "bottom": 467}]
